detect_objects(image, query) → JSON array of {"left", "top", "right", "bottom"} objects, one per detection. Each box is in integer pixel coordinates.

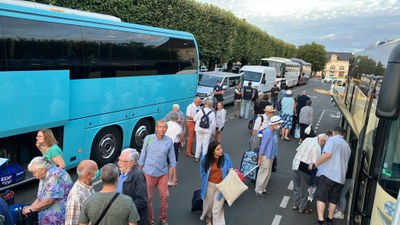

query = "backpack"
[{"left": 199, "top": 108, "right": 212, "bottom": 129}]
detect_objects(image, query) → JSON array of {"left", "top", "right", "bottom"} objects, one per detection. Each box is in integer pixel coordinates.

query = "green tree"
[{"left": 296, "top": 42, "right": 328, "bottom": 73}]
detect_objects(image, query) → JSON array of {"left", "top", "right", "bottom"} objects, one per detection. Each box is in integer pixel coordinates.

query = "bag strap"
[
  {"left": 201, "top": 107, "right": 206, "bottom": 115},
  {"left": 94, "top": 192, "right": 120, "bottom": 225}
]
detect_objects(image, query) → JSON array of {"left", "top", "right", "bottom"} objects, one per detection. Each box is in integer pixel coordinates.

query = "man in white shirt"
[
  {"left": 185, "top": 97, "right": 201, "bottom": 158},
  {"left": 250, "top": 105, "right": 274, "bottom": 150},
  {"left": 193, "top": 99, "right": 216, "bottom": 161}
]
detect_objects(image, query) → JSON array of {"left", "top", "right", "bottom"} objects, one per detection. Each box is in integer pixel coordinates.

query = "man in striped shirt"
[{"left": 65, "top": 160, "right": 98, "bottom": 225}]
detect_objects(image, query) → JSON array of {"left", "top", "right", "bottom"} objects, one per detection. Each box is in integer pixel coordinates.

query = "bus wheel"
[
  {"left": 131, "top": 119, "right": 152, "bottom": 151},
  {"left": 91, "top": 127, "right": 122, "bottom": 166}
]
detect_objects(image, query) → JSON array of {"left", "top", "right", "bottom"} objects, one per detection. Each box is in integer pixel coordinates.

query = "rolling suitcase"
[
  {"left": 191, "top": 189, "right": 203, "bottom": 212},
  {"left": 239, "top": 149, "right": 259, "bottom": 182}
]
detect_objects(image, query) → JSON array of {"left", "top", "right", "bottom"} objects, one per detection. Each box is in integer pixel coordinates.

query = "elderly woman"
[
  {"left": 280, "top": 90, "right": 295, "bottom": 141},
  {"left": 22, "top": 157, "right": 73, "bottom": 224},
  {"left": 164, "top": 104, "right": 186, "bottom": 146},
  {"left": 36, "top": 128, "right": 66, "bottom": 169}
]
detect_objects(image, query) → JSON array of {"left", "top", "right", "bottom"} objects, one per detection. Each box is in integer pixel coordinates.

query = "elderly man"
[
  {"left": 65, "top": 160, "right": 98, "bottom": 225},
  {"left": 186, "top": 97, "right": 201, "bottom": 157},
  {"left": 250, "top": 105, "right": 275, "bottom": 150},
  {"left": 138, "top": 120, "right": 176, "bottom": 225},
  {"left": 118, "top": 148, "right": 148, "bottom": 225},
  {"left": 79, "top": 163, "right": 139, "bottom": 225},
  {"left": 311, "top": 127, "right": 351, "bottom": 225},
  {"left": 292, "top": 134, "right": 328, "bottom": 214},
  {"left": 193, "top": 99, "right": 216, "bottom": 162}
]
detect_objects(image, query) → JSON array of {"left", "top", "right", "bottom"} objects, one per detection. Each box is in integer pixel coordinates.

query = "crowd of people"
[{"left": 0, "top": 80, "right": 353, "bottom": 225}]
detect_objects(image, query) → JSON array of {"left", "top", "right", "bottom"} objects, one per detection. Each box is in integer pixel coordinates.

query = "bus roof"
[
  {"left": 260, "top": 57, "right": 300, "bottom": 66},
  {"left": 290, "top": 58, "right": 311, "bottom": 66},
  {"left": 0, "top": 0, "right": 195, "bottom": 39}
]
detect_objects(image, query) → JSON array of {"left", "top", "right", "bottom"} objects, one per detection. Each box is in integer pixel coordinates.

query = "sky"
[{"left": 196, "top": 0, "right": 400, "bottom": 53}]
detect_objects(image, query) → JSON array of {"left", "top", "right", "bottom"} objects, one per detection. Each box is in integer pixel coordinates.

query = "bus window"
[{"left": 2, "top": 16, "right": 84, "bottom": 77}]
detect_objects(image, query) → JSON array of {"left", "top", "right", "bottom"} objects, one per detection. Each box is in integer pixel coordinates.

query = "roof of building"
[{"left": 327, "top": 52, "right": 353, "bottom": 61}]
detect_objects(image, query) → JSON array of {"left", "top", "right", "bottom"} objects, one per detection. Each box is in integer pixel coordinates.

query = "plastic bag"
[
  {"left": 305, "top": 125, "right": 312, "bottom": 135},
  {"left": 295, "top": 125, "right": 300, "bottom": 139}
]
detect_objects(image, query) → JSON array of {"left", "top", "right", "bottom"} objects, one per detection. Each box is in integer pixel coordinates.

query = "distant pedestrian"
[
  {"left": 292, "top": 134, "right": 328, "bottom": 214},
  {"left": 255, "top": 116, "right": 282, "bottom": 196},
  {"left": 65, "top": 160, "right": 98, "bottom": 225},
  {"left": 296, "top": 91, "right": 310, "bottom": 124},
  {"left": 118, "top": 148, "right": 148, "bottom": 225},
  {"left": 280, "top": 90, "right": 295, "bottom": 141},
  {"left": 240, "top": 81, "right": 254, "bottom": 119},
  {"left": 79, "top": 163, "right": 140, "bottom": 225},
  {"left": 164, "top": 104, "right": 186, "bottom": 133},
  {"left": 233, "top": 83, "right": 242, "bottom": 117},
  {"left": 270, "top": 84, "right": 280, "bottom": 109},
  {"left": 200, "top": 141, "right": 233, "bottom": 225},
  {"left": 253, "top": 92, "right": 270, "bottom": 121},
  {"left": 35, "top": 128, "right": 66, "bottom": 169},
  {"left": 213, "top": 80, "right": 224, "bottom": 106},
  {"left": 186, "top": 97, "right": 201, "bottom": 158},
  {"left": 310, "top": 127, "right": 351, "bottom": 225},
  {"left": 193, "top": 99, "right": 216, "bottom": 162},
  {"left": 138, "top": 120, "right": 176, "bottom": 225},
  {"left": 299, "top": 99, "right": 313, "bottom": 143},
  {"left": 215, "top": 102, "right": 227, "bottom": 143}
]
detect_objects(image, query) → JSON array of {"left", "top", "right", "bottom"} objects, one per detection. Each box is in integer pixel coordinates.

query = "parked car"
[
  {"left": 196, "top": 71, "right": 243, "bottom": 105},
  {"left": 324, "top": 75, "right": 336, "bottom": 83}
]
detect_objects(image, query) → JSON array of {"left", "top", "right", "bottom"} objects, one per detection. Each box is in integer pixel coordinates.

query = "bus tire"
[
  {"left": 131, "top": 119, "right": 152, "bottom": 151},
  {"left": 91, "top": 126, "right": 122, "bottom": 167}
]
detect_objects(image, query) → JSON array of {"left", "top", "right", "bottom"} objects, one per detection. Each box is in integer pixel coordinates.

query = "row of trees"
[{"left": 33, "top": 0, "right": 327, "bottom": 72}]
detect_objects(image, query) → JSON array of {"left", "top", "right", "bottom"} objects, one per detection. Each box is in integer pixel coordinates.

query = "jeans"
[
  {"left": 338, "top": 179, "right": 352, "bottom": 211},
  {"left": 240, "top": 100, "right": 252, "bottom": 119},
  {"left": 293, "top": 170, "right": 311, "bottom": 209}
]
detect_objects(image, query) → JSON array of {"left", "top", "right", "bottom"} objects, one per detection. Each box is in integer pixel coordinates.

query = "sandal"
[
  {"left": 148, "top": 221, "right": 156, "bottom": 225},
  {"left": 284, "top": 137, "right": 291, "bottom": 141},
  {"left": 292, "top": 205, "right": 298, "bottom": 210},
  {"left": 195, "top": 158, "right": 199, "bottom": 162},
  {"left": 298, "top": 208, "right": 313, "bottom": 214}
]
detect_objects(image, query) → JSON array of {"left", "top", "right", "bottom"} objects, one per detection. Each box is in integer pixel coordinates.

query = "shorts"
[{"left": 315, "top": 175, "right": 343, "bottom": 204}]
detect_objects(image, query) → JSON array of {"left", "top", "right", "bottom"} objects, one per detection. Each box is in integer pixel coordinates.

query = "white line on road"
[
  {"left": 271, "top": 215, "right": 282, "bottom": 225},
  {"left": 280, "top": 196, "right": 290, "bottom": 208},
  {"left": 288, "top": 180, "right": 294, "bottom": 190}
]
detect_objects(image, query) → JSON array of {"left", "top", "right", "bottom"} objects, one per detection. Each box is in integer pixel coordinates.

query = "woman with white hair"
[
  {"left": 22, "top": 157, "right": 73, "bottom": 224},
  {"left": 165, "top": 104, "right": 186, "bottom": 146}
]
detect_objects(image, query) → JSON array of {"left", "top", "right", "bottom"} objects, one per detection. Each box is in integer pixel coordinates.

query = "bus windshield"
[
  {"left": 242, "top": 71, "right": 261, "bottom": 82},
  {"left": 198, "top": 74, "right": 220, "bottom": 87},
  {"left": 380, "top": 118, "right": 400, "bottom": 198}
]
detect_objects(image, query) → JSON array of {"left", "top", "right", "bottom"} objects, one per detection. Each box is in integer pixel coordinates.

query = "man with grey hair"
[
  {"left": 118, "top": 148, "right": 148, "bottom": 225},
  {"left": 79, "top": 163, "right": 139, "bottom": 225},
  {"left": 138, "top": 120, "right": 176, "bottom": 225},
  {"left": 291, "top": 133, "right": 329, "bottom": 214},
  {"left": 193, "top": 99, "right": 216, "bottom": 161},
  {"left": 65, "top": 160, "right": 98, "bottom": 225}
]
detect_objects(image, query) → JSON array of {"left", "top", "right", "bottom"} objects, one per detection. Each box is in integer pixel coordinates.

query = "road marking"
[
  {"left": 271, "top": 215, "right": 282, "bottom": 225},
  {"left": 288, "top": 180, "right": 294, "bottom": 190},
  {"left": 280, "top": 196, "right": 290, "bottom": 208}
]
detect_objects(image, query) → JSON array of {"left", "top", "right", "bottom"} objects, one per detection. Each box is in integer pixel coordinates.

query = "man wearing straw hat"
[{"left": 250, "top": 105, "right": 275, "bottom": 150}]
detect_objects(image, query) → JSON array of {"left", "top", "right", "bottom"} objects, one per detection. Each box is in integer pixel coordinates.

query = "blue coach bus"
[{"left": 0, "top": 0, "right": 199, "bottom": 189}]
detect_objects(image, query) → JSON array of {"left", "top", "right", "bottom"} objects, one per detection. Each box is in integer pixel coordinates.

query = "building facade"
[{"left": 323, "top": 52, "right": 353, "bottom": 78}]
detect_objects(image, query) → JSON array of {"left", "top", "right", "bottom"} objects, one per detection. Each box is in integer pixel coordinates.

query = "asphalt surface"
[{"left": 14, "top": 78, "right": 348, "bottom": 225}]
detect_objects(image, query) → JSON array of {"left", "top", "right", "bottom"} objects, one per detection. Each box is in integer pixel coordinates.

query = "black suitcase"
[
  {"left": 191, "top": 189, "right": 203, "bottom": 212},
  {"left": 239, "top": 149, "right": 259, "bottom": 182}
]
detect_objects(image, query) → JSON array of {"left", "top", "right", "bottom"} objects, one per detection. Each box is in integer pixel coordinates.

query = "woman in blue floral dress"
[{"left": 23, "top": 157, "right": 73, "bottom": 225}]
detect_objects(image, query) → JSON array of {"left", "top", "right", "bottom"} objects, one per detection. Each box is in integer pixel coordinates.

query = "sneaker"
[
  {"left": 255, "top": 192, "right": 266, "bottom": 197},
  {"left": 333, "top": 210, "right": 344, "bottom": 219}
]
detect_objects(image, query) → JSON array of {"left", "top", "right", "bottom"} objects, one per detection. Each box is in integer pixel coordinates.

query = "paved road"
[{"left": 14, "top": 78, "right": 348, "bottom": 225}]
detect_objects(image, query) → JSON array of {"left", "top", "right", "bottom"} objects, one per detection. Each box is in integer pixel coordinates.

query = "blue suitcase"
[{"left": 239, "top": 149, "right": 259, "bottom": 182}]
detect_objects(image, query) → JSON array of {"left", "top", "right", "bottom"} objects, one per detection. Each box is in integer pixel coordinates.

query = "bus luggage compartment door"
[{"left": 0, "top": 70, "right": 70, "bottom": 138}]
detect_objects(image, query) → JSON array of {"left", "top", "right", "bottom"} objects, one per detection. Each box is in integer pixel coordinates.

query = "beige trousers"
[
  {"left": 255, "top": 155, "right": 273, "bottom": 193},
  {"left": 200, "top": 182, "right": 226, "bottom": 225}
]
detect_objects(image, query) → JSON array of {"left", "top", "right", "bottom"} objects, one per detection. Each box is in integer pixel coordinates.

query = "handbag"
[
  {"left": 216, "top": 169, "right": 248, "bottom": 206},
  {"left": 294, "top": 125, "right": 300, "bottom": 139},
  {"left": 94, "top": 192, "right": 120, "bottom": 225},
  {"left": 305, "top": 125, "right": 312, "bottom": 135}
]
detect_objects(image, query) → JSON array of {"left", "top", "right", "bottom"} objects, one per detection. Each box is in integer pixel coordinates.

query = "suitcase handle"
[{"left": 243, "top": 165, "right": 259, "bottom": 177}]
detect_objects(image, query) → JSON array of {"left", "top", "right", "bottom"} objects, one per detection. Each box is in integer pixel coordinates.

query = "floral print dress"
[{"left": 38, "top": 165, "right": 72, "bottom": 225}]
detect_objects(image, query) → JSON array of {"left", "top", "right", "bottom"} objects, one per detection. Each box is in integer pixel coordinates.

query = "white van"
[
  {"left": 240, "top": 65, "right": 277, "bottom": 93},
  {"left": 196, "top": 71, "right": 243, "bottom": 105}
]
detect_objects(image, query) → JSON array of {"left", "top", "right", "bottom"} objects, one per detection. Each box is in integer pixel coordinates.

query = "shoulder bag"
[{"left": 93, "top": 192, "right": 120, "bottom": 225}]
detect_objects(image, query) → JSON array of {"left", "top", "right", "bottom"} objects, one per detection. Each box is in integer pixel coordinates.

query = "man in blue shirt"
[
  {"left": 138, "top": 120, "right": 176, "bottom": 225},
  {"left": 310, "top": 127, "right": 351, "bottom": 225},
  {"left": 255, "top": 115, "right": 282, "bottom": 196}
]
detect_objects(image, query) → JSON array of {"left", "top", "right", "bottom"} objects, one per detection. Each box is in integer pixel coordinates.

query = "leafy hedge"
[{"left": 33, "top": 0, "right": 297, "bottom": 68}]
